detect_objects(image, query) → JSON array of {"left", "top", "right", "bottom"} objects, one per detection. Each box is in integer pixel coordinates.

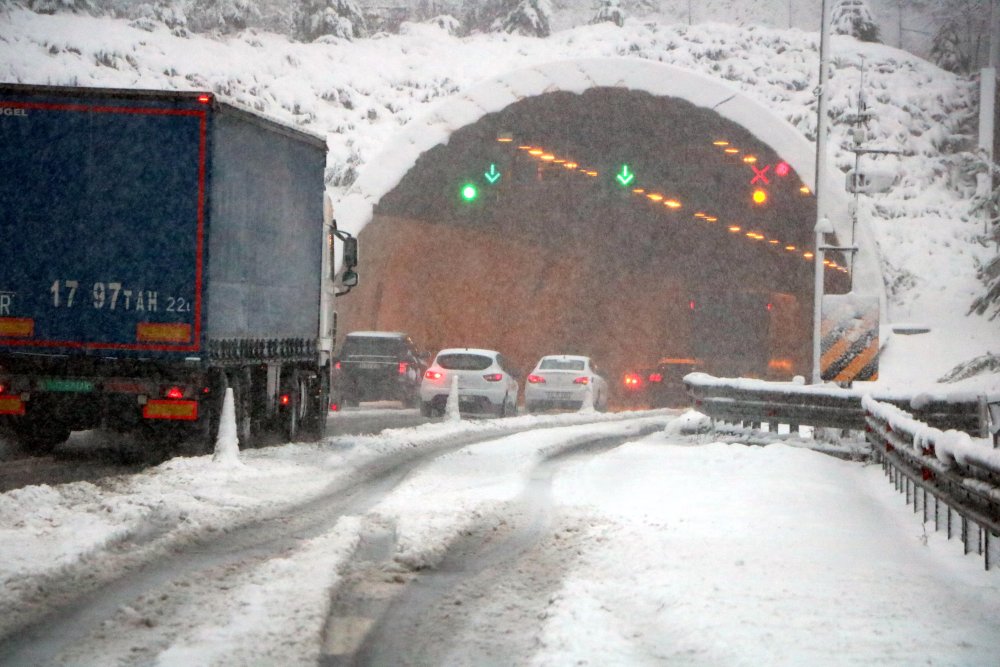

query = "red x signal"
[{"left": 750, "top": 164, "right": 771, "bottom": 185}]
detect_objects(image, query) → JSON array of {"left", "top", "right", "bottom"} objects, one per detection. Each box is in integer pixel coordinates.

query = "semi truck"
[{"left": 0, "top": 84, "right": 357, "bottom": 454}]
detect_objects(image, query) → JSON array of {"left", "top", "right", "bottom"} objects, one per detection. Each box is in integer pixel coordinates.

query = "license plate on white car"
[{"left": 547, "top": 391, "right": 572, "bottom": 400}]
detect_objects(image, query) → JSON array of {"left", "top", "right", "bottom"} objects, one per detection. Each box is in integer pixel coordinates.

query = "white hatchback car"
[
  {"left": 419, "top": 348, "right": 520, "bottom": 418},
  {"left": 524, "top": 355, "right": 608, "bottom": 413}
]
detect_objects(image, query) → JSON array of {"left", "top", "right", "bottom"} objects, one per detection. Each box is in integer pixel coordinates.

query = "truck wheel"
[
  {"left": 281, "top": 370, "right": 306, "bottom": 443},
  {"left": 15, "top": 422, "right": 70, "bottom": 456},
  {"left": 301, "top": 370, "right": 330, "bottom": 442}
]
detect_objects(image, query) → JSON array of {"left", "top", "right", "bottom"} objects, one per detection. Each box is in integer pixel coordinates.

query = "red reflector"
[
  {"left": 573, "top": 376, "right": 590, "bottom": 385},
  {"left": 424, "top": 370, "right": 442, "bottom": 380},
  {"left": 0, "top": 396, "right": 24, "bottom": 415},
  {"left": 648, "top": 373, "right": 663, "bottom": 383},
  {"left": 280, "top": 394, "right": 290, "bottom": 406},
  {"left": 165, "top": 386, "right": 184, "bottom": 399},
  {"left": 143, "top": 400, "right": 198, "bottom": 421},
  {"left": 527, "top": 374, "right": 546, "bottom": 384},
  {"left": 398, "top": 361, "right": 408, "bottom": 375},
  {"left": 483, "top": 373, "right": 503, "bottom": 382}
]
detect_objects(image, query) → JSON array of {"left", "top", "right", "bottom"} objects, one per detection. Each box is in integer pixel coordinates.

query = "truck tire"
[
  {"left": 280, "top": 370, "right": 306, "bottom": 443},
  {"left": 301, "top": 370, "right": 329, "bottom": 442},
  {"left": 14, "top": 421, "right": 70, "bottom": 456}
]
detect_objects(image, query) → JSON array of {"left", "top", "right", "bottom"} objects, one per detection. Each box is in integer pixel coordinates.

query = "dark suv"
[
  {"left": 645, "top": 357, "right": 699, "bottom": 408},
  {"left": 335, "top": 332, "right": 428, "bottom": 407}
]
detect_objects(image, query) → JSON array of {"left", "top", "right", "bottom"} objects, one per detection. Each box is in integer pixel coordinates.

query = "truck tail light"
[
  {"left": 0, "top": 382, "right": 6, "bottom": 394},
  {"left": 164, "top": 386, "right": 185, "bottom": 399},
  {"left": 398, "top": 362, "right": 409, "bottom": 375},
  {"left": 483, "top": 373, "right": 503, "bottom": 382},
  {"left": 527, "top": 374, "right": 546, "bottom": 384},
  {"left": 573, "top": 376, "right": 590, "bottom": 385},
  {"left": 280, "top": 394, "right": 291, "bottom": 406},
  {"left": 648, "top": 373, "right": 663, "bottom": 383},
  {"left": 623, "top": 373, "right": 642, "bottom": 387}
]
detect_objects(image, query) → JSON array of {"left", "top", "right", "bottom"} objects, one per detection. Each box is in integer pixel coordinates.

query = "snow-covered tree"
[
  {"left": 188, "top": 0, "right": 260, "bottom": 33},
  {"left": 830, "top": 0, "right": 881, "bottom": 43},
  {"left": 930, "top": 21, "right": 972, "bottom": 73},
  {"left": 590, "top": 0, "right": 624, "bottom": 27},
  {"left": 492, "top": 0, "right": 552, "bottom": 37},
  {"left": 296, "top": 0, "right": 369, "bottom": 41},
  {"left": 929, "top": 0, "right": 992, "bottom": 74},
  {"left": 132, "top": 1, "right": 188, "bottom": 34},
  {"left": 28, "top": 0, "right": 95, "bottom": 14}
]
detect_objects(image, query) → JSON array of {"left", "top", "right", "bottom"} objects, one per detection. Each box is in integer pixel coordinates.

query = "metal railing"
[
  {"left": 683, "top": 373, "right": 986, "bottom": 435},
  {"left": 864, "top": 396, "right": 1000, "bottom": 571}
]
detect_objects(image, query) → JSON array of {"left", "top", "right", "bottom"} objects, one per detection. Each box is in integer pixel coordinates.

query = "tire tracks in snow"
[
  {"left": 0, "top": 418, "right": 641, "bottom": 665},
  {"left": 321, "top": 426, "right": 664, "bottom": 667}
]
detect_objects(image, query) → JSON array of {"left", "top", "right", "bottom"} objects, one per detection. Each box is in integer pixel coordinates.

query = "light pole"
[{"left": 812, "top": 0, "right": 833, "bottom": 384}]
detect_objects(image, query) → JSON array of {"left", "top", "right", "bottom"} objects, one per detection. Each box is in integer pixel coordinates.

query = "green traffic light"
[{"left": 461, "top": 183, "right": 479, "bottom": 202}]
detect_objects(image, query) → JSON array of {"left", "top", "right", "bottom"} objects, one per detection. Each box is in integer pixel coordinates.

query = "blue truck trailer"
[{"left": 0, "top": 84, "right": 357, "bottom": 454}]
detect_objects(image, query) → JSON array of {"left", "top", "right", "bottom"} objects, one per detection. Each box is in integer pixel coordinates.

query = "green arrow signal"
[
  {"left": 616, "top": 165, "right": 635, "bottom": 187},
  {"left": 484, "top": 163, "right": 501, "bottom": 184}
]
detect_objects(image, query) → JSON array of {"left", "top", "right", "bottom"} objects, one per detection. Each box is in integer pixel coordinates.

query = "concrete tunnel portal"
[{"left": 336, "top": 78, "right": 854, "bottom": 387}]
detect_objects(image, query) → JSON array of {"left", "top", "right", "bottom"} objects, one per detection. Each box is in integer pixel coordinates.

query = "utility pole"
[
  {"left": 978, "top": 0, "right": 998, "bottom": 238},
  {"left": 812, "top": 0, "right": 833, "bottom": 385}
]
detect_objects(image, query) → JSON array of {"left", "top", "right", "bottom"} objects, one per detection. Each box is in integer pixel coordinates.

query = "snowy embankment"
[{"left": 1, "top": 7, "right": 996, "bottom": 391}]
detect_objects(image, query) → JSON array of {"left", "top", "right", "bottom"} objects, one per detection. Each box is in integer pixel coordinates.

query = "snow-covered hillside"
[{"left": 0, "top": 7, "right": 996, "bottom": 391}]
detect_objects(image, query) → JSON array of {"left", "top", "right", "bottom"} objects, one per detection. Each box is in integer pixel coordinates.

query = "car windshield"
[
  {"left": 436, "top": 353, "right": 493, "bottom": 370},
  {"left": 539, "top": 358, "right": 585, "bottom": 371},
  {"left": 341, "top": 337, "right": 403, "bottom": 356}
]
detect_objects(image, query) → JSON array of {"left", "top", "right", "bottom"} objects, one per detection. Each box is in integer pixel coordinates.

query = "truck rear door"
[{"left": 0, "top": 86, "right": 210, "bottom": 357}]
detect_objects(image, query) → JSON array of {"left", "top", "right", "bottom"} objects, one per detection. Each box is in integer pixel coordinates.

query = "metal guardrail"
[
  {"left": 683, "top": 373, "right": 986, "bottom": 435},
  {"left": 864, "top": 396, "right": 1000, "bottom": 571}
]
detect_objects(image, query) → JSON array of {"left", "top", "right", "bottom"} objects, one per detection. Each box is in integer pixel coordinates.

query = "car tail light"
[
  {"left": 425, "top": 370, "right": 442, "bottom": 380},
  {"left": 623, "top": 373, "right": 642, "bottom": 388},
  {"left": 573, "top": 376, "right": 590, "bottom": 385},
  {"left": 648, "top": 373, "right": 663, "bottom": 383},
  {"left": 164, "top": 386, "right": 185, "bottom": 399},
  {"left": 527, "top": 374, "right": 546, "bottom": 384},
  {"left": 483, "top": 373, "right": 503, "bottom": 382},
  {"left": 398, "top": 361, "right": 409, "bottom": 375}
]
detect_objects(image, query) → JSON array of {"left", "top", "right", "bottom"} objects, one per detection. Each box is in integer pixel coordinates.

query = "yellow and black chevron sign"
[{"left": 821, "top": 294, "right": 879, "bottom": 383}]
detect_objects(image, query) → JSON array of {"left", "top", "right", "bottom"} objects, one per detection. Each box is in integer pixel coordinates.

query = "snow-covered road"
[{"left": 1, "top": 409, "right": 998, "bottom": 666}]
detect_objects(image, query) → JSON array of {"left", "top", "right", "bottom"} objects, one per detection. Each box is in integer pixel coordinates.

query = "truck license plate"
[
  {"left": 41, "top": 379, "right": 94, "bottom": 393},
  {"left": 359, "top": 362, "right": 380, "bottom": 369}
]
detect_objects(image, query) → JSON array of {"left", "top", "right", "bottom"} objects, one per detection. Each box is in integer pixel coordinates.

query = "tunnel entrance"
[{"left": 337, "top": 87, "right": 851, "bottom": 385}]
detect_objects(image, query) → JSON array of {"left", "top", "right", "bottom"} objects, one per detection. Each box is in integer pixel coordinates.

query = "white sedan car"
[
  {"left": 419, "top": 348, "right": 520, "bottom": 418},
  {"left": 524, "top": 355, "right": 608, "bottom": 413}
]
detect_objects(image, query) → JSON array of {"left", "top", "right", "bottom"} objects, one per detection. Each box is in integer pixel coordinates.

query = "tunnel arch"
[{"left": 335, "top": 57, "right": 884, "bottom": 303}]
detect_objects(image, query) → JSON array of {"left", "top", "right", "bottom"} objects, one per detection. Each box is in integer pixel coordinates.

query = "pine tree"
[
  {"left": 188, "top": 0, "right": 260, "bottom": 33},
  {"left": 28, "top": 0, "right": 95, "bottom": 13},
  {"left": 296, "top": 0, "right": 369, "bottom": 41},
  {"left": 930, "top": 21, "right": 972, "bottom": 73},
  {"left": 830, "top": 0, "right": 881, "bottom": 43},
  {"left": 590, "top": 0, "right": 625, "bottom": 27},
  {"left": 929, "top": 0, "right": 991, "bottom": 74},
  {"left": 492, "top": 0, "right": 552, "bottom": 37}
]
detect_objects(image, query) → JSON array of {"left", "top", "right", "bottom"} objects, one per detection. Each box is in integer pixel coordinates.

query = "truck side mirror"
[
  {"left": 342, "top": 236, "right": 358, "bottom": 270},
  {"left": 342, "top": 270, "right": 359, "bottom": 288}
]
